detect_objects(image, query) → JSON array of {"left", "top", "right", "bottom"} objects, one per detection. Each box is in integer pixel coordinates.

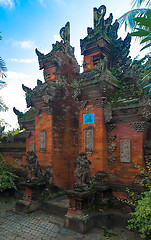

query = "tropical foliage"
[
  {"left": 0, "top": 154, "right": 18, "bottom": 192},
  {"left": 118, "top": 0, "right": 151, "bottom": 31},
  {"left": 126, "top": 161, "right": 151, "bottom": 239},
  {"left": 118, "top": 0, "right": 151, "bottom": 86},
  {"left": 129, "top": 16, "right": 151, "bottom": 81}
]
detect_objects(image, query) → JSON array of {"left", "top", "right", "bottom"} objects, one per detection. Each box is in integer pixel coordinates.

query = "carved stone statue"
[
  {"left": 60, "top": 22, "right": 70, "bottom": 45},
  {"left": 74, "top": 153, "right": 91, "bottom": 188},
  {"left": 25, "top": 151, "right": 43, "bottom": 183}
]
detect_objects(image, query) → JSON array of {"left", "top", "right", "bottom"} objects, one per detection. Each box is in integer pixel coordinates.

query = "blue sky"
[{"left": 0, "top": 0, "right": 143, "bottom": 129}]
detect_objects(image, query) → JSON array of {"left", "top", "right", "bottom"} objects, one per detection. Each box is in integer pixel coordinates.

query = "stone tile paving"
[{"left": 0, "top": 200, "right": 141, "bottom": 240}]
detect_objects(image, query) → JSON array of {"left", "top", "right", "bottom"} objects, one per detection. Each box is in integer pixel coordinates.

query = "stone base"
[
  {"left": 64, "top": 212, "right": 94, "bottom": 233},
  {"left": 64, "top": 211, "right": 130, "bottom": 233},
  {"left": 15, "top": 200, "right": 40, "bottom": 214}
]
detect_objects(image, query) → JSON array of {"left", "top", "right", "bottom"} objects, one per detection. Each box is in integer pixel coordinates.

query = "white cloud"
[
  {"left": 0, "top": 0, "right": 19, "bottom": 8},
  {"left": 54, "top": 34, "right": 62, "bottom": 42},
  {"left": 8, "top": 58, "right": 37, "bottom": 63},
  {"left": 12, "top": 40, "right": 35, "bottom": 49},
  {"left": 0, "top": 70, "right": 43, "bottom": 130},
  {"left": 0, "top": 0, "right": 14, "bottom": 8},
  {"left": 38, "top": 0, "right": 46, "bottom": 7},
  {"left": 38, "top": 0, "right": 64, "bottom": 7}
]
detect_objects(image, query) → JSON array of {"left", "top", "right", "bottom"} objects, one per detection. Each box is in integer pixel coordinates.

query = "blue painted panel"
[{"left": 83, "top": 113, "right": 95, "bottom": 124}]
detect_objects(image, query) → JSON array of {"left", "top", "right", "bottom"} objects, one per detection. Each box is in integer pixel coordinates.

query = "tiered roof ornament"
[
  {"left": 35, "top": 21, "right": 76, "bottom": 71},
  {"left": 93, "top": 5, "right": 119, "bottom": 40},
  {"left": 80, "top": 5, "right": 119, "bottom": 60},
  {"left": 60, "top": 21, "right": 70, "bottom": 45}
]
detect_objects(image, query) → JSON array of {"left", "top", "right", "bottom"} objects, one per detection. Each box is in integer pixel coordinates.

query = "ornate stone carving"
[
  {"left": 24, "top": 131, "right": 31, "bottom": 139},
  {"left": 78, "top": 100, "right": 88, "bottom": 111},
  {"left": 103, "top": 101, "right": 112, "bottom": 123},
  {"left": 130, "top": 122, "right": 149, "bottom": 132},
  {"left": 106, "top": 124, "right": 116, "bottom": 132},
  {"left": 13, "top": 107, "right": 23, "bottom": 119},
  {"left": 138, "top": 91, "right": 151, "bottom": 120},
  {"left": 133, "top": 174, "right": 144, "bottom": 186},
  {"left": 108, "top": 143, "right": 117, "bottom": 155},
  {"left": 30, "top": 141, "right": 35, "bottom": 152},
  {"left": 92, "top": 98, "right": 112, "bottom": 123},
  {"left": 107, "top": 135, "right": 116, "bottom": 144},
  {"left": 92, "top": 97, "right": 106, "bottom": 108},
  {"left": 108, "top": 155, "right": 117, "bottom": 168},
  {"left": 120, "top": 140, "right": 131, "bottom": 163},
  {"left": 84, "top": 126, "right": 94, "bottom": 153},
  {"left": 22, "top": 84, "right": 33, "bottom": 108},
  {"left": 94, "top": 5, "right": 106, "bottom": 29},
  {"left": 92, "top": 171, "right": 108, "bottom": 185},
  {"left": 74, "top": 153, "right": 91, "bottom": 188},
  {"left": 107, "top": 134, "right": 117, "bottom": 168},
  {"left": 39, "top": 130, "right": 46, "bottom": 153},
  {"left": 107, "top": 172, "right": 118, "bottom": 182},
  {"left": 25, "top": 151, "right": 43, "bottom": 183},
  {"left": 42, "top": 95, "right": 53, "bottom": 104},
  {"left": 60, "top": 22, "right": 70, "bottom": 45},
  {"left": 44, "top": 168, "right": 53, "bottom": 184}
]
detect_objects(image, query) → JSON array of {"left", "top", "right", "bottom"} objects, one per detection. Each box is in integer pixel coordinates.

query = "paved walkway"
[{"left": 0, "top": 200, "right": 141, "bottom": 240}]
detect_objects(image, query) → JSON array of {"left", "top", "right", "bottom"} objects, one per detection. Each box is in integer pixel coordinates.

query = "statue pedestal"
[
  {"left": 64, "top": 188, "right": 96, "bottom": 233},
  {"left": 15, "top": 182, "right": 45, "bottom": 213}
]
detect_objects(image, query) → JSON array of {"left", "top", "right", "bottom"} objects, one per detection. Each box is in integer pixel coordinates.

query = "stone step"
[{"left": 40, "top": 195, "right": 69, "bottom": 217}]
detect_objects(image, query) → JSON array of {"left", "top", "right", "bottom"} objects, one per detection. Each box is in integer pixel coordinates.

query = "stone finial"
[
  {"left": 60, "top": 22, "right": 70, "bottom": 45},
  {"left": 13, "top": 107, "right": 23, "bottom": 119},
  {"left": 94, "top": 5, "right": 106, "bottom": 29},
  {"left": 35, "top": 48, "right": 44, "bottom": 58}
]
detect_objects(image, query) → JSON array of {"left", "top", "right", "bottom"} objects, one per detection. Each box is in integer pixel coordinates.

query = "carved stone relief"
[
  {"left": 92, "top": 97, "right": 106, "bottom": 108},
  {"left": 74, "top": 152, "right": 91, "bottom": 188},
  {"left": 39, "top": 130, "right": 46, "bottom": 153},
  {"left": 25, "top": 151, "right": 43, "bottom": 183},
  {"left": 92, "top": 97, "right": 112, "bottom": 123},
  {"left": 138, "top": 91, "right": 151, "bottom": 120},
  {"left": 103, "top": 101, "right": 112, "bottom": 123},
  {"left": 106, "top": 124, "right": 116, "bottom": 132},
  {"left": 30, "top": 141, "right": 35, "bottom": 153},
  {"left": 108, "top": 143, "right": 117, "bottom": 155},
  {"left": 120, "top": 140, "right": 131, "bottom": 163},
  {"left": 107, "top": 134, "right": 117, "bottom": 168},
  {"left": 130, "top": 122, "right": 149, "bottom": 132},
  {"left": 84, "top": 126, "right": 94, "bottom": 154},
  {"left": 78, "top": 100, "right": 88, "bottom": 111},
  {"left": 24, "top": 131, "right": 31, "bottom": 139},
  {"left": 108, "top": 155, "right": 117, "bottom": 168}
]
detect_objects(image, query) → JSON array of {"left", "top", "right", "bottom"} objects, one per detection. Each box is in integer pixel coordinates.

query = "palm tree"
[
  {"left": 118, "top": 0, "right": 151, "bottom": 81},
  {"left": 0, "top": 33, "right": 7, "bottom": 112},
  {"left": 118, "top": 0, "right": 151, "bottom": 31}
]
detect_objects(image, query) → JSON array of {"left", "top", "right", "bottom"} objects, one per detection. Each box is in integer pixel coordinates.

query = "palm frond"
[
  {"left": 0, "top": 57, "right": 7, "bottom": 79},
  {"left": 131, "top": 0, "right": 151, "bottom": 8},
  {"left": 141, "top": 42, "right": 151, "bottom": 50},
  {"left": 141, "top": 36, "right": 151, "bottom": 43},
  {"left": 118, "top": 8, "right": 151, "bottom": 31}
]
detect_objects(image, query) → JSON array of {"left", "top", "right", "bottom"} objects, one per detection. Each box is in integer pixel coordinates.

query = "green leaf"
[
  {"left": 141, "top": 42, "right": 151, "bottom": 50},
  {"left": 134, "top": 17, "right": 151, "bottom": 27},
  {"left": 129, "top": 28, "right": 150, "bottom": 36},
  {"left": 140, "top": 36, "right": 151, "bottom": 43}
]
